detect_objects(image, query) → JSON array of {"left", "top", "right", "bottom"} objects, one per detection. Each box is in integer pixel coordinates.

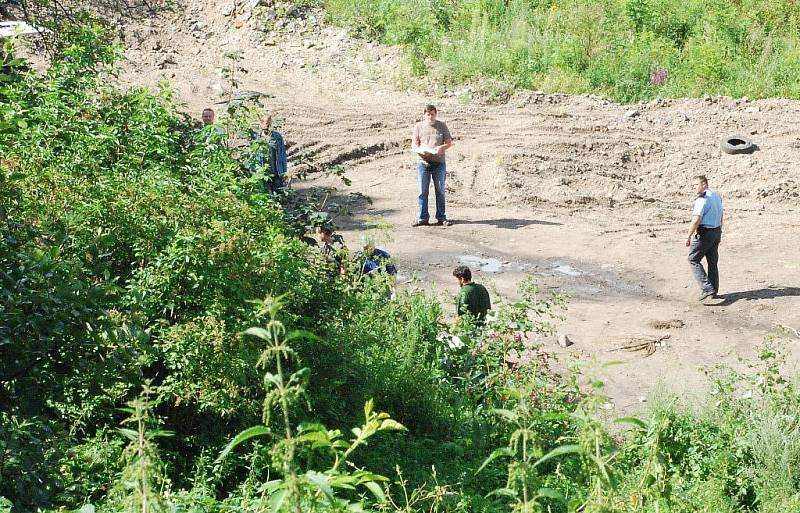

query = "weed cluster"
[{"left": 324, "top": 0, "right": 800, "bottom": 102}]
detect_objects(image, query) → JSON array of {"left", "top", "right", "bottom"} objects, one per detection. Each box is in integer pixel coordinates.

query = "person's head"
[
  {"left": 453, "top": 265, "right": 472, "bottom": 286},
  {"left": 692, "top": 175, "right": 708, "bottom": 196},
  {"left": 316, "top": 225, "right": 334, "bottom": 243},
  {"left": 201, "top": 108, "right": 215, "bottom": 126},
  {"left": 361, "top": 235, "right": 377, "bottom": 255},
  {"left": 259, "top": 115, "right": 273, "bottom": 133},
  {"left": 423, "top": 104, "right": 437, "bottom": 125}
]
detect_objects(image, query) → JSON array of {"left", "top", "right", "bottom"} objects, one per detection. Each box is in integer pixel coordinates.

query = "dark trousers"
[
  {"left": 269, "top": 172, "right": 284, "bottom": 194},
  {"left": 688, "top": 226, "right": 721, "bottom": 294}
]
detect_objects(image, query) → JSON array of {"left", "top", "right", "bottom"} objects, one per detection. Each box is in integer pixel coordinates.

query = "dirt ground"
[{"left": 113, "top": 0, "right": 800, "bottom": 413}]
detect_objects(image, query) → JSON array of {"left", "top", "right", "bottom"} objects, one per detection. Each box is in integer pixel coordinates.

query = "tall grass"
[{"left": 324, "top": 0, "right": 800, "bottom": 102}]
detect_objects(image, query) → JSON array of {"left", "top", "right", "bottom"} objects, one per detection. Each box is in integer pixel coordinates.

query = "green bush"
[
  {"left": 0, "top": 20, "right": 341, "bottom": 507},
  {"left": 2, "top": 19, "right": 513, "bottom": 510}
]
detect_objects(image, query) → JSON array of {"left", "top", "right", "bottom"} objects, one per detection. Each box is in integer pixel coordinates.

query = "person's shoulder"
[{"left": 435, "top": 120, "right": 452, "bottom": 139}]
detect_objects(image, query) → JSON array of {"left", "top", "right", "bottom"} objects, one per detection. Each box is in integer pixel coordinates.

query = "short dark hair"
[
  {"left": 693, "top": 174, "right": 708, "bottom": 185},
  {"left": 202, "top": 107, "right": 214, "bottom": 114},
  {"left": 453, "top": 265, "right": 471, "bottom": 282},
  {"left": 318, "top": 226, "right": 333, "bottom": 236},
  {"left": 424, "top": 104, "right": 437, "bottom": 114}
]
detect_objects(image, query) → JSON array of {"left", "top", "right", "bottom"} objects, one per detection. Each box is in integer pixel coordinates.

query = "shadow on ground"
[
  {"left": 713, "top": 287, "right": 800, "bottom": 306},
  {"left": 453, "top": 218, "right": 562, "bottom": 229}
]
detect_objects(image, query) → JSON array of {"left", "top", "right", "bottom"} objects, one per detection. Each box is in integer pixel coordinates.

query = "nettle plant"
[
  {"left": 104, "top": 384, "right": 173, "bottom": 513},
  {"left": 476, "top": 364, "right": 629, "bottom": 513},
  {"left": 217, "top": 296, "right": 406, "bottom": 512}
]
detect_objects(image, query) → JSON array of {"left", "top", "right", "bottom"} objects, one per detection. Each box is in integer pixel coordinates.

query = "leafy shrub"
[{"left": 0, "top": 20, "right": 336, "bottom": 508}]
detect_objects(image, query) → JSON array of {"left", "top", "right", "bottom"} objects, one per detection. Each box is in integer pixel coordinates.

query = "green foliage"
[
  {"left": 0, "top": 19, "right": 343, "bottom": 509},
  {"left": 217, "top": 301, "right": 406, "bottom": 512},
  {"left": 340, "top": 287, "right": 452, "bottom": 433},
  {"left": 58, "top": 429, "right": 126, "bottom": 506},
  {"left": 599, "top": 335, "right": 800, "bottom": 513},
  {"left": 7, "top": 12, "right": 800, "bottom": 513},
  {"left": 103, "top": 385, "right": 172, "bottom": 513},
  {"left": 324, "top": 0, "right": 800, "bottom": 101}
]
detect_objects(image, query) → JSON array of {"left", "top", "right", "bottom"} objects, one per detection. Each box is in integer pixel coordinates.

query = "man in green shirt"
[{"left": 453, "top": 266, "right": 491, "bottom": 322}]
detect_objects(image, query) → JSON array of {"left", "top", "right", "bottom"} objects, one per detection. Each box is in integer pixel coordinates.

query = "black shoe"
[
  {"left": 412, "top": 220, "right": 429, "bottom": 227},
  {"left": 698, "top": 290, "right": 715, "bottom": 301},
  {"left": 436, "top": 219, "right": 452, "bottom": 226}
]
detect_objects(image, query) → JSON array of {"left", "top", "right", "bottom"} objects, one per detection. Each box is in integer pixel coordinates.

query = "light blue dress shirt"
[{"left": 692, "top": 189, "right": 723, "bottom": 228}]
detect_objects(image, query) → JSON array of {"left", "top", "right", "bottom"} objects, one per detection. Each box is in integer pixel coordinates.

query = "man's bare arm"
[
  {"left": 686, "top": 215, "right": 701, "bottom": 246},
  {"left": 435, "top": 139, "right": 453, "bottom": 155},
  {"left": 412, "top": 126, "right": 421, "bottom": 148}
]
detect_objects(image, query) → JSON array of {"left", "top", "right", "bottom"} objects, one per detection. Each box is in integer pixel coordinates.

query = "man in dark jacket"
[{"left": 250, "top": 115, "right": 287, "bottom": 193}]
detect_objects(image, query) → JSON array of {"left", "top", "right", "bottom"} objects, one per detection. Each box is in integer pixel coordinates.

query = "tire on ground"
[{"left": 720, "top": 135, "right": 754, "bottom": 154}]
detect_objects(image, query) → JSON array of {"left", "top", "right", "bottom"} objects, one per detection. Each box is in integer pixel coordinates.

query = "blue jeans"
[{"left": 417, "top": 161, "right": 446, "bottom": 222}]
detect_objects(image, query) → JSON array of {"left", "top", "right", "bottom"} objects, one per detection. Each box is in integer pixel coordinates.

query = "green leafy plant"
[
  {"left": 217, "top": 296, "right": 406, "bottom": 512},
  {"left": 104, "top": 384, "right": 172, "bottom": 513},
  {"left": 477, "top": 386, "right": 568, "bottom": 513}
]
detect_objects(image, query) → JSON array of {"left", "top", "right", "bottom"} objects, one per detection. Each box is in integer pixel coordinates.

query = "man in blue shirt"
[
  {"left": 686, "top": 175, "right": 723, "bottom": 301},
  {"left": 360, "top": 243, "right": 397, "bottom": 276},
  {"left": 358, "top": 241, "right": 398, "bottom": 299}
]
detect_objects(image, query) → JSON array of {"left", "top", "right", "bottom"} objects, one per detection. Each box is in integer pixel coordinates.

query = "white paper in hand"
[{"left": 411, "top": 146, "right": 437, "bottom": 156}]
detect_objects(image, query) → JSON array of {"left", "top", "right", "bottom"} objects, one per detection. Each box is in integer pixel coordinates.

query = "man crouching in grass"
[{"left": 453, "top": 265, "right": 491, "bottom": 323}]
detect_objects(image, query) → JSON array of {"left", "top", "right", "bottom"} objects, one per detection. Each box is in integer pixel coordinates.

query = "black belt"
[{"left": 698, "top": 225, "right": 720, "bottom": 231}]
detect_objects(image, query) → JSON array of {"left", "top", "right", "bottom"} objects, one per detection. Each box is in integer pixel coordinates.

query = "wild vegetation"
[
  {"left": 3, "top": 14, "right": 800, "bottom": 513},
  {"left": 323, "top": 0, "right": 800, "bottom": 102}
]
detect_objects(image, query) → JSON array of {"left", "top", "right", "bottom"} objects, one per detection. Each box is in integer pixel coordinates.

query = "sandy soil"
[{"left": 116, "top": 0, "right": 800, "bottom": 413}]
